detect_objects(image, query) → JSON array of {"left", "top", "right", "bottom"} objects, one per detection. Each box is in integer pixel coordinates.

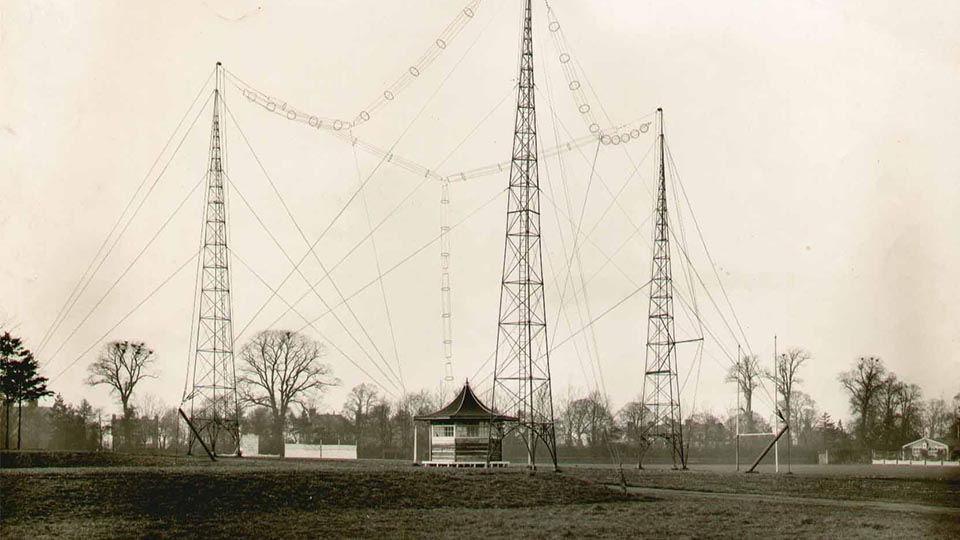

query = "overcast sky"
[{"left": 2, "top": 0, "right": 959, "bottom": 425}]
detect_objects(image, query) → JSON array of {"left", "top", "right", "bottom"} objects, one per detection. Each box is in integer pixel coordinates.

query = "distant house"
[{"left": 901, "top": 437, "right": 949, "bottom": 461}]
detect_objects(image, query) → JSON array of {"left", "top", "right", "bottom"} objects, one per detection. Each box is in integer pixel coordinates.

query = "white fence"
[
  {"left": 240, "top": 434, "right": 259, "bottom": 456},
  {"left": 240, "top": 435, "right": 357, "bottom": 460},
  {"left": 285, "top": 443, "right": 357, "bottom": 460},
  {"left": 872, "top": 458, "right": 958, "bottom": 467},
  {"left": 318, "top": 444, "right": 357, "bottom": 460}
]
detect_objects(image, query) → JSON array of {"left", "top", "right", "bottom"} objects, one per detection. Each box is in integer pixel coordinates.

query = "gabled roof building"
[{"left": 902, "top": 436, "right": 950, "bottom": 460}]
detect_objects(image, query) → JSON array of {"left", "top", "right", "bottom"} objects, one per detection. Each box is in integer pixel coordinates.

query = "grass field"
[{"left": 2, "top": 452, "right": 958, "bottom": 539}]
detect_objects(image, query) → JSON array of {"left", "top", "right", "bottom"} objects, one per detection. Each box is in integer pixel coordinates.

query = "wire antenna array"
[{"left": 440, "top": 178, "right": 454, "bottom": 381}]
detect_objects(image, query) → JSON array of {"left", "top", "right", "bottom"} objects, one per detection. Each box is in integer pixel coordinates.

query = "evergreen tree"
[
  {"left": 49, "top": 394, "right": 73, "bottom": 450},
  {"left": 0, "top": 332, "right": 53, "bottom": 449}
]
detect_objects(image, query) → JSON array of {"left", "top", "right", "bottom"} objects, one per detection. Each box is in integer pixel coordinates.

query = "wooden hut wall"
[{"left": 429, "top": 423, "right": 503, "bottom": 462}]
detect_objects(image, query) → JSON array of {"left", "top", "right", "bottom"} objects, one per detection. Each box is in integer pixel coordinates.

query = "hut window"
[
  {"left": 459, "top": 425, "right": 481, "bottom": 438},
  {"left": 433, "top": 425, "right": 454, "bottom": 438}
]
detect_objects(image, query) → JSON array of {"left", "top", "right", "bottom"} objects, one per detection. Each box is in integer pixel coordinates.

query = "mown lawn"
[
  {"left": 2, "top": 453, "right": 958, "bottom": 539},
  {"left": 565, "top": 465, "right": 960, "bottom": 508}
]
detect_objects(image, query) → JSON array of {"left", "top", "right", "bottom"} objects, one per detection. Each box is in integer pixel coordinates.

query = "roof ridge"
[{"left": 413, "top": 382, "right": 517, "bottom": 422}]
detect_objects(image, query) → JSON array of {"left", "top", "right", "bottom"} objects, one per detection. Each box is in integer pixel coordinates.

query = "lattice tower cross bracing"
[
  {"left": 638, "top": 108, "right": 687, "bottom": 469},
  {"left": 490, "top": 0, "right": 559, "bottom": 471},
  {"left": 184, "top": 63, "right": 242, "bottom": 456}
]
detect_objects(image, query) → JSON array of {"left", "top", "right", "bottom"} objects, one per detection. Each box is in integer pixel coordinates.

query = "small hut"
[
  {"left": 901, "top": 436, "right": 949, "bottom": 461},
  {"left": 414, "top": 381, "right": 516, "bottom": 467}
]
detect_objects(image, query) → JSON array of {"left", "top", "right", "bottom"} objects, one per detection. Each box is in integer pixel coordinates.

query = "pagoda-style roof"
[{"left": 415, "top": 382, "right": 517, "bottom": 422}]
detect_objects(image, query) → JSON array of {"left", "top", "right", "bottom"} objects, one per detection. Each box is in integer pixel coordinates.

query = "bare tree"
[
  {"left": 393, "top": 390, "right": 436, "bottom": 455},
  {"left": 895, "top": 383, "right": 924, "bottom": 444},
  {"left": 954, "top": 391, "right": 960, "bottom": 441},
  {"left": 767, "top": 347, "right": 810, "bottom": 451},
  {"left": 557, "top": 388, "right": 613, "bottom": 447},
  {"left": 368, "top": 401, "right": 393, "bottom": 457},
  {"left": 134, "top": 392, "right": 166, "bottom": 420},
  {"left": 617, "top": 400, "right": 646, "bottom": 444},
  {"left": 791, "top": 391, "right": 819, "bottom": 447},
  {"left": 583, "top": 390, "right": 615, "bottom": 446},
  {"left": 343, "top": 383, "right": 381, "bottom": 451},
  {"left": 237, "top": 330, "right": 335, "bottom": 457},
  {"left": 556, "top": 387, "right": 585, "bottom": 446},
  {"left": 875, "top": 373, "right": 903, "bottom": 447},
  {"left": 838, "top": 356, "right": 886, "bottom": 444},
  {"left": 86, "top": 340, "right": 156, "bottom": 419},
  {"left": 397, "top": 390, "right": 436, "bottom": 418},
  {"left": 158, "top": 408, "right": 181, "bottom": 450},
  {"left": 924, "top": 398, "right": 950, "bottom": 439},
  {"left": 725, "top": 354, "right": 761, "bottom": 432}
]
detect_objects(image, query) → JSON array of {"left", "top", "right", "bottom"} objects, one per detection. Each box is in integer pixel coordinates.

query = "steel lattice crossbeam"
[
  {"left": 638, "top": 109, "right": 687, "bottom": 470},
  {"left": 490, "top": 0, "right": 558, "bottom": 471},
  {"left": 184, "top": 65, "right": 242, "bottom": 457}
]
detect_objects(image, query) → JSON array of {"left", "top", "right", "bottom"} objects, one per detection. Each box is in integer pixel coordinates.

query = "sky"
[{"left": 2, "top": 0, "right": 959, "bottom": 426}]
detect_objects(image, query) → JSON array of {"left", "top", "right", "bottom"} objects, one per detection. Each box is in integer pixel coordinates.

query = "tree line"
[
  {"left": 3, "top": 326, "right": 958, "bottom": 463},
  {"left": 839, "top": 356, "right": 957, "bottom": 453}
]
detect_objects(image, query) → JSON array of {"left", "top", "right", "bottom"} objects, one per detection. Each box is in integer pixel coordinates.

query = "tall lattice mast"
[
  {"left": 638, "top": 108, "right": 686, "bottom": 469},
  {"left": 490, "top": 0, "right": 558, "bottom": 471},
  {"left": 184, "top": 63, "right": 241, "bottom": 456}
]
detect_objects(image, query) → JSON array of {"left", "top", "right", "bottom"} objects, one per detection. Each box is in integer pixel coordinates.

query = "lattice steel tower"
[
  {"left": 638, "top": 108, "right": 686, "bottom": 469},
  {"left": 183, "top": 63, "right": 241, "bottom": 456},
  {"left": 490, "top": 0, "right": 558, "bottom": 471}
]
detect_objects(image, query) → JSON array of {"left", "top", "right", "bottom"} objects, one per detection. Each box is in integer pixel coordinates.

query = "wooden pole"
[
  {"left": 178, "top": 408, "right": 215, "bottom": 462},
  {"left": 736, "top": 360, "right": 741, "bottom": 472},
  {"left": 746, "top": 423, "right": 788, "bottom": 473},
  {"left": 773, "top": 335, "right": 779, "bottom": 473},
  {"left": 736, "top": 347, "right": 741, "bottom": 472},
  {"left": 413, "top": 422, "right": 418, "bottom": 464}
]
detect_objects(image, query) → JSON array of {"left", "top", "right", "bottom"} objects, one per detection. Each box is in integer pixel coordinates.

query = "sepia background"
[{"left": 2, "top": 0, "right": 958, "bottom": 424}]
